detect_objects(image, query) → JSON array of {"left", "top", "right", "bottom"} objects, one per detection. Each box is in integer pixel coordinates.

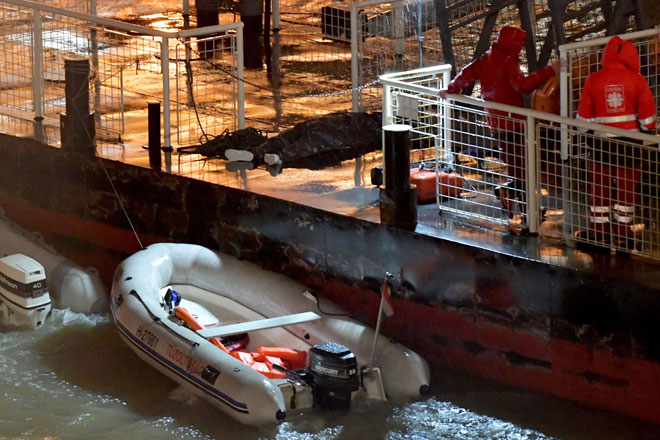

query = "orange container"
[
  {"left": 410, "top": 168, "right": 463, "bottom": 203},
  {"left": 532, "top": 75, "right": 560, "bottom": 115}
]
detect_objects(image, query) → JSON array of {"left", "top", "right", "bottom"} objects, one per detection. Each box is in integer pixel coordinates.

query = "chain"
[{"left": 284, "top": 79, "right": 381, "bottom": 99}]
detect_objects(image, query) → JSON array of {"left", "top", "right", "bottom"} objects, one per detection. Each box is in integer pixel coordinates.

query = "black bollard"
[
  {"left": 147, "top": 101, "right": 162, "bottom": 171},
  {"left": 379, "top": 124, "right": 417, "bottom": 231},
  {"left": 196, "top": 0, "right": 219, "bottom": 58},
  {"left": 241, "top": 0, "right": 264, "bottom": 69},
  {"left": 60, "top": 57, "right": 95, "bottom": 155}
]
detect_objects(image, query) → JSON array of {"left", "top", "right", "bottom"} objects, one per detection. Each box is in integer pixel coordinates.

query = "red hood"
[
  {"left": 494, "top": 26, "right": 527, "bottom": 55},
  {"left": 601, "top": 35, "right": 640, "bottom": 73}
]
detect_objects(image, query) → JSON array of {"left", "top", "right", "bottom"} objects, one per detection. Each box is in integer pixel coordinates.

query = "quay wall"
[{"left": 2, "top": 134, "right": 660, "bottom": 423}]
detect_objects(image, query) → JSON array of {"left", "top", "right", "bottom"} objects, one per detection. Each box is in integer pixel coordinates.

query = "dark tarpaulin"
[{"left": 254, "top": 111, "right": 383, "bottom": 169}]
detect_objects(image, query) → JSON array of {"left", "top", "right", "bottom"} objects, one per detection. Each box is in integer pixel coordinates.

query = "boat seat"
[
  {"left": 197, "top": 311, "right": 321, "bottom": 339},
  {"left": 177, "top": 299, "right": 219, "bottom": 327}
]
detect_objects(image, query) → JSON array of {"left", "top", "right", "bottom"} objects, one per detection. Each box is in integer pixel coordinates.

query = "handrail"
[
  {"left": 441, "top": 93, "right": 660, "bottom": 146},
  {"left": 558, "top": 27, "right": 660, "bottom": 52},
  {"left": 380, "top": 64, "right": 660, "bottom": 146}
]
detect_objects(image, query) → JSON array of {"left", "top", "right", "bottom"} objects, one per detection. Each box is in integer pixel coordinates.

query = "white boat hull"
[{"left": 110, "top": 243, "right": 430, "bottom": 425}]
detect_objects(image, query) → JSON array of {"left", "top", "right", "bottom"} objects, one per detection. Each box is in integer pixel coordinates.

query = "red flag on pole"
[
  {"left": 370, "top": 272, "right": 395, "bottom": 366},
  {"left": 381, "top": 276, "right": 394, "bottom": 318}
]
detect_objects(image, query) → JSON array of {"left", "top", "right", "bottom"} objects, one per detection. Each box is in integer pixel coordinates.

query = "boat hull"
[
  {"left": 110, "top": 243, "right": 430, "bottom": 425},
  {"left": 3, "top": 134, "right": 660, "bottom": 424}
]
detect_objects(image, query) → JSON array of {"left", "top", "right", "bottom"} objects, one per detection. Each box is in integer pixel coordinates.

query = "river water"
[
  {"left": 2, "top": 309, "right": 660, "bottom": 440},
  {"left": 3, "top": 1, "right": 660, "bottom": 438}
]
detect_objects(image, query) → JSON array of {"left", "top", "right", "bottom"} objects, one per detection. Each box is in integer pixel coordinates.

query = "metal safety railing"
[
  {"left": 381, "top": 63, "right": 660, "bottom": 259},
  {"left": 0, "top": 0, "right": 244, "bottom": 167}
]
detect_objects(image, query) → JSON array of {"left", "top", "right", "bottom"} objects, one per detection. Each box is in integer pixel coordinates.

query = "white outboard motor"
[{"left": 0, "top": 254, "right": 51, "bottom": 327}]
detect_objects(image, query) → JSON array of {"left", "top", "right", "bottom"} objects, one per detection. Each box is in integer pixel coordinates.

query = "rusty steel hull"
[{"left": 1, "top": 134, "right": 660, "bottom": 424}]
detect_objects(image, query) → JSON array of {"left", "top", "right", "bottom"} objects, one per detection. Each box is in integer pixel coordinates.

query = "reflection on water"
[{"left": 2, "top": 309, "right": 659, "bottom": 439}]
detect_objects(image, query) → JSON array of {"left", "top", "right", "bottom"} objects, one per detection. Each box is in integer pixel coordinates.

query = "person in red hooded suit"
[
  {"left": 440, "top": 26, "right": 558, "bottom": 231},
  {"left": 576, "top": 35, "right": 656, "bottom": 248}
]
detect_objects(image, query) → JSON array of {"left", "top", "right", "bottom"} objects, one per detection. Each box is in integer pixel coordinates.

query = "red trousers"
[{"left": 588, "top": 163, "right": 641, "bottom": 238}]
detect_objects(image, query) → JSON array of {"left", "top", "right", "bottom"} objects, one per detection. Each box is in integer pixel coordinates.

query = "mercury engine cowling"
[{"left": 307, "top": 342, "right": 359, "bottom": 410}]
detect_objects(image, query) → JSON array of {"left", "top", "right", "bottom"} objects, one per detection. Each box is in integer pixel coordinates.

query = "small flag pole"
[{"left": 369, "top": 272, "right": 394, "bottom": 367}]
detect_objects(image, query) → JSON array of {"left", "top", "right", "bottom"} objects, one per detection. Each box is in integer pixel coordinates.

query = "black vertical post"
[
  {"left": 379, "top": 124, "right": 417, "bottom": 231},
  {"left": 548, "top": 0, "right": 567, "bottom": 46},
  {"left": 434, "top": 0, "right": 456, "bottom": 76},
  {"left": 60, "top": 57, "right": 95, "bottom": 155},
  {"left": 264, "top": 0, "right": 272, "bottom": 74},
  {"left": 241, "top": 0, "right": 264, "bottom": 69},
  {"left": 632, "top": 0, "right": 648, "bottom": 30},
  {"left": 196, "top": 0, "right": 219, "bottom": 59},
  {"left": 518, "top": 0, "right": 538, "bottom": 72},
  {"left": 147, "top": 101, "right": 162, "bottom": 171}
]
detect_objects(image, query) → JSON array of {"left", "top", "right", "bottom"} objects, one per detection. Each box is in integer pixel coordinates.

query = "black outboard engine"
[{"left": 307, "top": 342, "right": 359, "bottom": 410}]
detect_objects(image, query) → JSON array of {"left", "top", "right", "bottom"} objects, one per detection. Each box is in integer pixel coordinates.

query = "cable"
[
  {"left": 97, "top": 157, "right": 144, "bottom": 250},
  {"left": 307, "top": 291, "right": 350, "bottom": 318},
  {"left": 69, "top": 85, "right": 144, "bottom": 251}
]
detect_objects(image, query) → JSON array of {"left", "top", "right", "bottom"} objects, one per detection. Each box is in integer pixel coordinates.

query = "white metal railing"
[
  {"left": 381, "top": 64, "right": 452, "bottom": 162},
  {"left": 0, "top": 0, "right": 244, "bottom": 167},
  {"left": 381, "top": 65, "right": 660, "bottom": 259}
]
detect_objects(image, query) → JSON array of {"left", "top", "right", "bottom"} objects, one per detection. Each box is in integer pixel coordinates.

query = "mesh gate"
[{"left": 174, "top": 33, "right": 239, "bottom": 147}]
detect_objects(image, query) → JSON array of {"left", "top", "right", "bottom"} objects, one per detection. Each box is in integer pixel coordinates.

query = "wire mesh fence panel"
[
  {"left": 381, "top": 66, "right": 518, "bottom": 228},
  {"left": 443, "top": 0, "right": 546, "bottom": 73},
  {"left": 382, "top": 66, "right": 450, "bottom": 162},
  {"left": 262, "top": 0, "right": 354, "bottom": 131},
  {"left": 0, "top": 1, "right": 244, "bottom": 163},
  {"left": 0, "top": 2, "right": 89, "bottom": 144},
  {"left": 174, "top": 33, "right": 238, "bottom": 147},
  {"left": 436, "top": 99, "right": 522, "bottom": 227},
  {"left": 33, "top": 13, "right": 165, "bottom": 157},
  {"left": 40, "top": 15, "right": 92, "bottom": 123},
  {"left": 0, "top": 5, "right": 34, "bottom": 121},
  {"left": 357, "top": 0, "right": 444, "bottom": 111},
  {"left": 540, "top": 122, "right": 660, "bottom": 258},
  {"left": 39, "top": 0, "right": 88, "bottom": 11}
]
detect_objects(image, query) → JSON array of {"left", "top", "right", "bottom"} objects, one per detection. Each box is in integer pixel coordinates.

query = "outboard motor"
[{"left": 307, "top": 342, "right": 359, "bottom": 410}]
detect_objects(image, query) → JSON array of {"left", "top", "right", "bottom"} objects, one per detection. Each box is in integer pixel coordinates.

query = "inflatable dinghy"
[{"left": 110, "top": 243, "right": 430, "bottom": 425}]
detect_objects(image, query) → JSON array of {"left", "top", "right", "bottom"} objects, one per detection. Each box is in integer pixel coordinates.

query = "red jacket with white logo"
[
  {"left": 577, "top": 35, "right": 657, "bottom": 133},
  {"left": 447, "top": 26, "right": 555, "bottom": 132}
]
